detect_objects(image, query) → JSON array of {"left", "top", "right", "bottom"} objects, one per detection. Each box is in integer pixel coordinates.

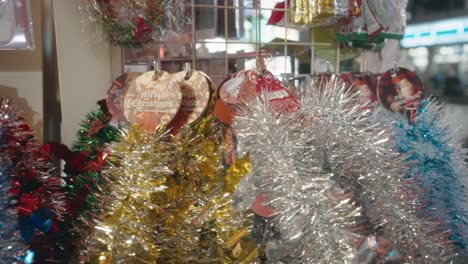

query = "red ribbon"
[
  {"left": 18, "top": 194, "right": 40, "bottom": 216},
  {"left": 69, "top": 184, "right": 92, "bottom": 219},
  {"left": 83, "top": 151, "right": 109, "bottom": 172}
]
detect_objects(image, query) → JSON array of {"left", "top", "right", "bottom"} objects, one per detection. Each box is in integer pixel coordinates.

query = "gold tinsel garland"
[
  {"left": 82, "top": 114, "right": 257, "bottom": 263},
  {"left": 85, "top": 127, "right": 175, "bottom": 263}
]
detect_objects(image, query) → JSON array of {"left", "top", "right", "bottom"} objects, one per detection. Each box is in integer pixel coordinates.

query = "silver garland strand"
[
  {"left": 232, "top": 75, "right": 454, "bottom": 263},
  {"left": 232, "top": 95, "right": 364, "bottom": 263},
  {"left": 300, "top": 77, "right": 454, "bottom": 263}
]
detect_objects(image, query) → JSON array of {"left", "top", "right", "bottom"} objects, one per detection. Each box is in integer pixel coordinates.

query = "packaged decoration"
[
  {"left": 337, "top": 0, "right": 409, "bottom": 50},
  {"left": 290, "top": 0, "right": 360, "bottom": 26},
  {"left": 82, "top": 0, "right": 190, "bottom": 46},
  {"left": 0, "top": 0, "right": 35, "bottom": 50}
]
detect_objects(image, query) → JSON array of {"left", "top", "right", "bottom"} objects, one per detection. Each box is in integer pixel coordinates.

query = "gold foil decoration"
[
  {"left": 291, "top": 0, "right": 304, "bottom": 24},
  {"left": 313, "top": 0, "right": 331, "bottom": 18},
  {"left": 225, "top": 155, "right": 253, "bottom": 193},
  {"left": 302, "top": 0, "right": 310, "bottom": 24},
  {"left": 290, "top": 0, "right": 350, "bottom": 26}
]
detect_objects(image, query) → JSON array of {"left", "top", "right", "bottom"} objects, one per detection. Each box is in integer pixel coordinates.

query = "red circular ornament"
[{"left": 377, "top": 67, "right": 424, "bottom": 123}]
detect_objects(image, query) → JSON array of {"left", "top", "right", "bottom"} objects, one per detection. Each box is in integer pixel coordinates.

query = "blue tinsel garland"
[{"left": 393, "top": 99, "right": 468, "bottom": 253}]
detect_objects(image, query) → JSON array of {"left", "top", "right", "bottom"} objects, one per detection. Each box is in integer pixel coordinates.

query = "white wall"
[
  {"left": 0, "top": 1, "right": 114, "bottom": 146},
  {"left": 53, "top": 0, "right": 112, "bottom": 145},
  {"left": 0, "top": 72, "right": 43, "bottom": 140}
]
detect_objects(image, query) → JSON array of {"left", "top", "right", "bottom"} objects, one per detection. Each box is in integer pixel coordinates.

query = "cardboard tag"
[
  {"left": 170, "top": 71, "right": 212, "bottom": 133},
  {"left": 123, "top": 71, "right": 182, "bottom": 132},
  {"left": 106, "top": 72, "right": 141, "bottom": 126}
]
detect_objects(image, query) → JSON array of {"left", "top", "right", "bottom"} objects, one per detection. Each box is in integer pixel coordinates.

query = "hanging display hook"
[
  {"left": 257, "top": 55, "right": 267, "bottom": 76},
  {"left": 326, "top": 61, "right": 331, "bottom": 73},
  {"left": 264, "top": 53, "right": 273, "bottom": 69},
  {"left": 392, "top": 61, "right": 398, "bottom": 74},
  {"left": 184, "top": 62, "right": 194, "bottom": 80},
  {"left": 153, "top": 60, "right": 163, "bottom": 80}
]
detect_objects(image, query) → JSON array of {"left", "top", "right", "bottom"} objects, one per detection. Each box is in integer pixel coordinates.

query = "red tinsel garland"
[{"left": 0, "top": 98, "right": 67, "bottom": 261}]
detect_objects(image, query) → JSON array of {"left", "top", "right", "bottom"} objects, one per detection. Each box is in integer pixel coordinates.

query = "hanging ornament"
[
  {"left": 107, "top": 72, "right": 142, "bottom": 126},
  {"left": 353, "top": 74, "right": 378, "bottom": 104},
  {"left": 82, "top": 0, "right": 190, "bottom": 46},
  {"left": 341, "top": 72, "right": 378, "bottom": 109},
  {"left": 377, "top": 67, "right": 423, "bottom": 124},
  {"left": 169, "top": 69, "right": 213, "bottom": 134},
  {"left": 214, "top": 67, "right": 300, "bottom": 126},
  {"left": 123, "top": 69, "right": 182, "bottom": 133}
]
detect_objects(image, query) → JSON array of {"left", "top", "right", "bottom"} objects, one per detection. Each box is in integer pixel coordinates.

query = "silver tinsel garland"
[{"left": 232, "top": 76, "right": 454, "bottom": 263}]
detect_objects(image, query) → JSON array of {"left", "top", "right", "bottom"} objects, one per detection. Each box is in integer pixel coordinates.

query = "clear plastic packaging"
[
  {"left": 82, "top": 0, "right": 190, "bottom": 47},
  {"left": 0, "top": 0, "right": 34, "bottom": 50},
  {"left": 337, "top": 0, "right": 408, "bottom": 50},
  {"left": 291, "top": 0, "right": 353, "bottom": 26}
]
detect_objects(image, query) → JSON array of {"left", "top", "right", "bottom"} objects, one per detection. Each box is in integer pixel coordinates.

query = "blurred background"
[{"left": 405, "top": 0, "right": 468, "bottom": 104}]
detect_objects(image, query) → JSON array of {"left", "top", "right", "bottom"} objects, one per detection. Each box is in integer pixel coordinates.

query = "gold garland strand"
[{"left": 85, "top": 127, "right": 175, "bottom": 263}]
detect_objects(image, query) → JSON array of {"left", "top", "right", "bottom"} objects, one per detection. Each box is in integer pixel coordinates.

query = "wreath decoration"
[{"left": 86, "top": 0, "right": 190, "bottom": 46}]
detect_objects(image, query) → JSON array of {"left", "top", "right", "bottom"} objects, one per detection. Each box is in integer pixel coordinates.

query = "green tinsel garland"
[{"left": 65, "top": 102, "right": 120, "bottom": 221}]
